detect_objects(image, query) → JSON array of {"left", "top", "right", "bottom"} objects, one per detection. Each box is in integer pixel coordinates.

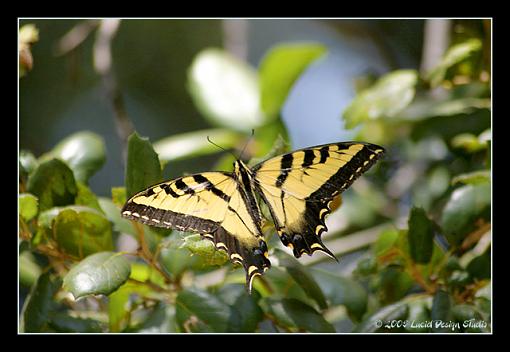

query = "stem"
[
  {"left": 93, "top": 19, "right": 134, "bottom": 165},
  {"left": 131, "top": 221, "right": 173, "bottom": 285}
]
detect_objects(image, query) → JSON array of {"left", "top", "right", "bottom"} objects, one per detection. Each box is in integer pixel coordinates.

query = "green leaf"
[
  {"left": 441, "top": 183, "right": 491, "bottom": 246},
  {"left": 397, "top": 94, "right": 490, "bottom": 122},
  {"left": 431, "top": 290, "right": 453, "bottom": 332},
  {"left": 21, "top": 272, "right": 61, "bottom": 333},
  {"left": 428, "top": 39, "right": 482, "bottom": 88},
  {"left": 180, "top": 234, "right": 228, "bottom": 266},
  {"left": 40, "top": 131, "right": 106, "bottom": 183},
  {"left": 27, "top": 158, "right": 77, "bottom": 211},
  {"left": 373, "top": 227, "right": 400, "bottom": 257},
  {"left": 262, "top": 298, "right": 335, "bottom": 332},
  {"left": 377, "top": 267, "right": 414, "bottom": 305},
  {"left": 52, "top": 207, "right": 113, "bottom": 258},
  {"left": 63, "top": 252, "right": 131, "bottom": 299},
  {"left": 310, "top": 268, "right": 368, "bottom": 321},
  {"left": 343, "top": 70, "right": 418, "bottom": 129},
  {"left": 259, "top": 43, "right": 327, "bottom": 119},
  {"left": 19, "top": 193, "right": 38, "bottom": 221},
  {"left": 159, "top": 243, "right": 197, "bottom": 280},
  {"left": 466, "top": 246, "right": 491, "bottom": 280},
  {"left": 187, "top": 48, "right": 264, "bottom": 131},
  {"left": 215, "top": 284, "right": 264, "bottom": 332},
  {"left": 354, "top": 300, "right": 409, "bottom": 332},
  {"left": 75, "top": 182, "right": 103, "bottom": 212},
  {"left": 131, "top": 302, "right": 177, "bottom": 333},
  {"left": 111, "top": 187, "right": 127, "bottom": 208},
  {"left": 153, "top": 128, "right": 244, "bottom": 164},
  {"left": 125, "top": 132, "right": 162, "bottom": 199},
  {"left": 452, "top": 132, "right": 490, "bottom": 153},
  {"left": 408, "top": 207, "right": 435, "bottom": 264},
  {"left": 19, "top": 251, "right": 42, "bottom": 287},
  {"left": 405, "top": 296, "right": 432, "bottom": 332},
  {"left": 98, "top": 197, "right": 136, "bottom": 237},
  {"left": 175, "top": 287, "right": 231, "bottom": 332},
  {"left": 274, "top": 249, "right": 327, "bottom": 310},
  {"left": 48, "top": 312, "right": 103, "bottom": 333},
  {"left": 108, "top": 281, "right": 151, "bottom": 332},
  {"left": 451, "top": 170, "right": 490, "bottom": 185},
  {"left": 19, "top": 149, "right": 38, "bottom": 176}
]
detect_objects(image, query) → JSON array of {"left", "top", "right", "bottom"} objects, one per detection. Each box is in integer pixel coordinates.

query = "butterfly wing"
[
  {"left": 121, "top": 172, "right": 270, "bottom": 291},
  {"left": 252, "top": 142, "right": 385, "bottom": 258}
]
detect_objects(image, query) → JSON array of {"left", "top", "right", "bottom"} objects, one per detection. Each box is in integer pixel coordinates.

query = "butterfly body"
[{"left": 121, "top": 141, "right": 384, "bottom": 292}]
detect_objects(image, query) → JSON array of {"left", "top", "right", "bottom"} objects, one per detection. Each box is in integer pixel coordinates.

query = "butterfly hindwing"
[
  {"left": 121, "top": 172, "right": 270, "bottom": 290},
  {"left": 252, "top": 142, "right": 385, "bottom": 258}
]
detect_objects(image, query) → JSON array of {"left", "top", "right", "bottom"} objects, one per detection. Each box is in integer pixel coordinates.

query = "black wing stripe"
[
  {"left": 319, "top": 146, "right": 329, "bottom": 163},
  {"left": 302, "top": 149, "right": 316, "bottom": 168},
  {"left": 175, "top": 179, "right": 194, "bottom": 195},
  {"left": 161, "top": 183, "right": 180, "bottom": 198},
  {"left": 275, "top": 153, "right": 293, "bottom": 187}
]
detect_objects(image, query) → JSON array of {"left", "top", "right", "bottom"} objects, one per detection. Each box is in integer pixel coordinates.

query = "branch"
[{"left": 93, "top": 19, "right": 134, "bottom": 164}]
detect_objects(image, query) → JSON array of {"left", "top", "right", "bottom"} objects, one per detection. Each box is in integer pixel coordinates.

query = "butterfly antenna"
[
  {"left": 206, "top": 135, "right": 238, "bottom": 159},
  {"left": 239, "top": 129, "right": 255, "bottom": 161}
]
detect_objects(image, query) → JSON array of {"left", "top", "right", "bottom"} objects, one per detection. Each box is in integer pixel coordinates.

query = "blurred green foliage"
[{"left": 19, "top": 19, "right": 491, "bottom": 333}]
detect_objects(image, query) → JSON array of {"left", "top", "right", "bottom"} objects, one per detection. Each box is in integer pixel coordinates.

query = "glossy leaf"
[
  {"left": 441, "top": 183, "right": 491, "bottom": 246},
  {"left": 48, "top": 312, "right": 103, "bottom": 333},
  {"left": 259, "top": 43, "right": 327, "bottom": 119},
  {"left": 343, "top": 70, "right": 417, "bottom": 129},
  {"left": 63, "top": 252, "right": 131, "bottom": 299},
  {"left": 354, "top": 301, "right": 409, "bottom": 332},
  {"left": 175, "top": 287, "right": 231, "bottom": 332},
  {"left": 428, "top": 39, "right": 482, "bottom": 87},
  {"left": 40, "top": 131, "right": 106, "bottom": 183},
  {"left": 108, "top": 281, "right": 151, "bottom": 332},
  {"left": 19, "top": 251, "right": 42, "bottom": 287},
  {"left": 159, "top": 244, "right": 198, "bottom": 280},
  {"left": 275, "top": 249, "right": 327, "bottom": 310},
  {"left": 431, "top": 290, "right": 453, "bottom": 332},
  {"left": 451, "top": 170, "right": 490, "bottom": 185},
  {"left": 75, "top": 182, "right": 103, "bottom": 212},
  {"left": 180, "top": 234, "right": 228, "bottom": 267},
  {"left": 262, "top": 298, "right": 335, "bottom": 333},
  {"left": 408, "top": 207, "right": 435, "bottom": 264},
  {"left": 98, "top": 197, "right": 136, "bottom": 237},
  {"left": 27, "top": 158, "right": 77, "bottom": 211},
  {"left": 19, "top": 150, "right": 38, "bottom": 176},
  {"left": 21, "top": 272, "right": 61, "bottom": 332},
  {"left": 405, "top": 297, "right": 432, "bottom": 332},
  {"left": 215, "top": 284, "right": 264, "bottom": 332},
  {"left": 19, "top": 193, "right": 38, "bottom": 221},
  {"left": 187, "top": 48, "right": 264, "bottom": 131},
  {"left": 52, "top": 207, "right": 113, "bottom": 258},
  {"left": 466, "top": 246, "right": 491, "bottom": 280},
  {"left": 373, "top": 227, "right": 400, "bottom": 257},
  {"left": 310, "top": 268, "right": 368, "bottom": 321},
  {"left": 125, "top": 132, "right": 162, "bottom": 199},
  {"left": 132, "top": 302, "right": 177, "bottom": 333},
  {"left": 452, "top": 132, "right": 490, "bottom": 153},
  {"left": 153, "top": 128, "right": 244, "bottom": 163}
]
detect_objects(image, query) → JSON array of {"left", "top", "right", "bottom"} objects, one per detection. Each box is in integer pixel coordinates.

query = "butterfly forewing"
[
  {"left": 252, "top": 142, "right": 385, "bottom": 258},
  {"left": 121, "top": 171, "right": 270, "bottom": 291}
]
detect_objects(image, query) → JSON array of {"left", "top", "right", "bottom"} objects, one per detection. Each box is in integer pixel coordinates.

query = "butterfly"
[{"left": 121, "top": 141, "right": 385, "bottom": 292}]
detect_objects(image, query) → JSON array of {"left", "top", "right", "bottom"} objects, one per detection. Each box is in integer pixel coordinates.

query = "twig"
[
  {"left": 420, "top": 19, "right": 452, "bottom": 75},
  {"left": 93, "top": 19, "right": 134, "bottom": 164},
  {"left": 131, "top": 221, "right": 173, "bottom": 285}
]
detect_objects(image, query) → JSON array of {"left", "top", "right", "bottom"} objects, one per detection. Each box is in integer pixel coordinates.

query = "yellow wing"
[
  {"left": 252, "top": 142, "right": 385, "bottom": 258},
  {"left": 121, "top": 172, "right": 270, "bottom": 291}
]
